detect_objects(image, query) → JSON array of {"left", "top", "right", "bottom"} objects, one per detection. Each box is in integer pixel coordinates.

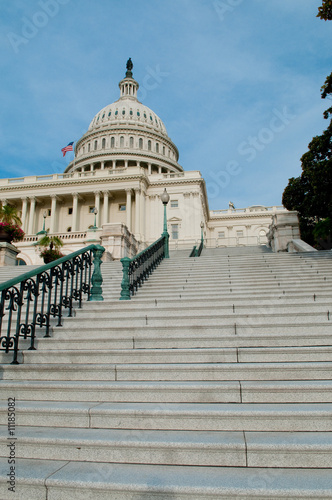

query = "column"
[
  {"left": 21, "top": 197, "right": 28, "bottom": 232},
  {"left": 94, "top": 191, "right": 101, "bottom": 227},
  {"left": 28, "top": 197, "right": 36, "bottom": 235},
  {"left": 90, "top": 163, "right": 94, "bottom": 172},
  {"left": 158, "top": 166, "right": 162, "bottom": 174},
  {"left": 140, "top": 188, "right": 146, "bottom": 241},
  {"left": 72, "top": 193, "right": 78, "bottom": 232},
  {"left": 134, "top": 188, "right": 141, "bottom": 238},
  {"left": 112, "top": 160, "right": 116, "bottom": 169},
  {"left": 50, "top": 196, "right": 58, "bottom": 233},
  {"left": 125, "top": 160, "right": 129, "bottom": 169},
  {"left": 102, "top": 191, "right": 109, "bottom": 225},
  {"left": 148, "top": 163, "right": 152, "bottom": 175},
  {"left": 101, "top": 161, "right": 105, "bottom": 170},
  {"left": 126, "top": 189, "right": 132, "bottom": 232}
]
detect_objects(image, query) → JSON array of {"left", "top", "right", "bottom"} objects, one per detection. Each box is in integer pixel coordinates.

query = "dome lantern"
[{"left": 119, "top": 58, "right": 139, "bottom": 100}]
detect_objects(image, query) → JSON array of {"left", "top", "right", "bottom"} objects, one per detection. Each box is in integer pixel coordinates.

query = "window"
[
  {"left": 119, "top": 204, "right": 126, "bottom": 211},
  {"left": 156, "top": 143, "right": 159, "bottom": 153},
  {"left": 120, "top": 136, "right": 124, "bottom": 147},
  {"left": 102, "top": 138, "right": 106, "bottom": 149},
  {"left": 171, "top": 224, "right": 179, "bottom": 240},
  {"left": 111, "top": 137, "right": 115, "bottom": 148},
  {"left": 68, "top": 207, "right": 73, "bottom": 215},
  {"left": 115, "top": 110, "right": 118, "bottom": 116},
  {"left": 170, "top": 200, "right": 178, "bottom": 208},
  {"left": 139, "top": 138, "right": 143, "bottom": 149},
  {"left": 102, "top": 114, "right": 105, "bottom": 119},
  {"left": 137, "top": 110, "right": 140, "bottom": 117},
  {"left": 129, "top": 137, "right": 134, "bottom": 148},
  {"left": 130, "top": 109, "right": 133, "bottom": 116},
  {"left": 122, "top": 109, "right": 125, "bottom": 116},
  {"left": 148, "top": 140, "right": 151, "bottom": 151},
  {"left": 163, "top": 146, "right": 165, "bottom": 155},
  {"left": 88, "top": 143, "right": 90, "bottom": 152},
  {"left": 94, "top": 140, "right": 97, "bottom": 151},
  {"left": 218, "top": 231, "right": 225, "bottom": 238},
  {"left": 108, "top": 111, "right": 111, "bottom": 117},
  {"left": 236, "top": 230, "right": 244, "bottom": 237}
]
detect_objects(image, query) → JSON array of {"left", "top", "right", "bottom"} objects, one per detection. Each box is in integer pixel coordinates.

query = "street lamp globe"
[{"left": 160, "top": 188, "right": 170, "bottom": 205}]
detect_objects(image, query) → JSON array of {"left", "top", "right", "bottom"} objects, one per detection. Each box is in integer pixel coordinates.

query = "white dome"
[{"left": 88, "top": 98, "right": 168, "bottom": 136}]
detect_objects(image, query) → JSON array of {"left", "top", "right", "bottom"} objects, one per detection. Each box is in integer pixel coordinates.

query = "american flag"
[{"left": 61, "top": 142, "right": 74, "bottom": 157}]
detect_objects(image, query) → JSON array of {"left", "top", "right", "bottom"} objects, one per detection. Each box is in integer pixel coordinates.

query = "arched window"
[
  {"left": 94, "top": 140, "right": 97, "bottom": 151},
  {"left": 88, "top": 143, "right": 90, "bottom": 152},
  {"left": 129, "top": 137, "right": 134, "bottom": 148},
  {"left": 156, "top": 143, "right": 159, "bottom": 153},
  {"left": 111, "top": 137, "right": 115, "bottom": 148},
  {"left": 163, "top": 146, "right": 165, "bottom": 155},
  {"left": 139, "top": 138, "right": 143, "bottom": 149},
  {"left": 120, "top": 136, "right": 124, "bottom": 147},
  {"left": 102, "top": 138, "right": 106, "bottom": 149},
  {"left": 148, "top": 140, "right": 151, "bottom": 151}
]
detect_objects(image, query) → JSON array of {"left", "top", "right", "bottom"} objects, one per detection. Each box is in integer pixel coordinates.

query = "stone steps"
[
  {"left": 1, "top": 380, "right": 331, "bottom": 403},
  {"left": 1, "top": 425, "right": 331, "bottom": 468},
  {"left": 1, "top": 458, "right": 332, "bottom": 499},
  {"left": 1, "top": 400, "right": 332, "bottom": 431},
  {"left": 1, "top": 361, "right": 332, "bottom": 381},
  {"left": 18, "top": 345, "right": 332, "bottom": 364},
  {"left": 1, "top": 249, "right": 332, "bottom": 499}
]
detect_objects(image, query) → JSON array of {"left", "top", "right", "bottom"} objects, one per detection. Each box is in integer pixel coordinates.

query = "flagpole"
[{"left": 73, "top": 141, "right": 76, "bottom": 172}]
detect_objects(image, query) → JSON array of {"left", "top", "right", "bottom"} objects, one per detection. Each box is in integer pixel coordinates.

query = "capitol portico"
[{"left": 0, "top": 60, "right": 297, "bottom": 265}]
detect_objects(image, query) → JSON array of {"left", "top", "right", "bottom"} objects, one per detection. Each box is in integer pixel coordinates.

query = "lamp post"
[
  {"left": 92, "top": 207, "right": 98, "bottom": 230},
  {"left": 160, "top": 188, "right": 170, "bottom": 258},
  {"left": 37, "top": 210, "right": 47, "bottom": 235}
]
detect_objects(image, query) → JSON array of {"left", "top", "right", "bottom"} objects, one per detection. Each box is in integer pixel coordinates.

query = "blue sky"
[{"left": 0, "top": 0, "right": 330, "bottom": 210}]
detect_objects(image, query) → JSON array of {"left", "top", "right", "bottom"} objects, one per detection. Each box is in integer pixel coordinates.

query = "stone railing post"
[{"left": 90, "top": 245, "right": 105, "bottom": 301}]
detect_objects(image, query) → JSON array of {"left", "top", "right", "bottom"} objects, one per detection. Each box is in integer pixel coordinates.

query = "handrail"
[
  {"left": 120, "top": 236, "right": 166, "bottom": 300},
  {"left": 0, "top": 244, "right": 105, "bottom": 364},
  {"left": 189, "top": 238, "right": 204, "bottom": 258}
]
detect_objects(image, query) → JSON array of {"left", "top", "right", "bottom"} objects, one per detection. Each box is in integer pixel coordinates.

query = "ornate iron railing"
[
  {"left": 120, "top": 236, "right": 166, "bottom": 300},
  {"left": 0, "top": 244, "right": 105, "bottom": 364}
]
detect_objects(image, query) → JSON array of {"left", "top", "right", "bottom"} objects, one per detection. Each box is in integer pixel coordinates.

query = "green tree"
[
  {"left": 282, "top": 2, "right": 332, "bottom": 248},
  {"left": 0, "top": 204, "right": 22, "bottom": 225},
  {"left": 282, "top": 75, "right": 332, "bottom": 249},
  {"left": 317, "top": 0, "right": 332, "bottom": 21}
]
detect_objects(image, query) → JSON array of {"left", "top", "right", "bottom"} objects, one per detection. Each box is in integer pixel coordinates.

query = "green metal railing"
[
  {"left": 0, "top": 244, "right": 105, "bottom": 364},
  {"left": 120, "top": 235, "right": 167, "bottom": 300},
  {"left": 190, "top": 238, "right": 204, "bottom": 257}
]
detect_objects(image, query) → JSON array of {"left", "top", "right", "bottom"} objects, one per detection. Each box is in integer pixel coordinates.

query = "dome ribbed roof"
[
  {"left": 88, "top": 60, "right": 168, "bottom": 136},
  {"left": 88, "top": 98, "right": 168, "bottom": 136}
]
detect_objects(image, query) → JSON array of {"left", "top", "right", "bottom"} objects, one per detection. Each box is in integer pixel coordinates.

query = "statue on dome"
[
  {"left": 125, "top": 58, "right": 133, "bottom": 78},
  {"left": 126, "top": 58, "right": 133, "bottom": 71}
]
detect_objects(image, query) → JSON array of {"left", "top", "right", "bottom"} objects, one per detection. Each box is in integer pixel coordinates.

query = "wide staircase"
[{"left": 1, "top": 247, "right": 332, "bottom": 499}]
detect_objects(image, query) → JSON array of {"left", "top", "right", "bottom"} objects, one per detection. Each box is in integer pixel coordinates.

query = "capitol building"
[{"left": 0, "top": 60, "right": 294, "bottom": 265}]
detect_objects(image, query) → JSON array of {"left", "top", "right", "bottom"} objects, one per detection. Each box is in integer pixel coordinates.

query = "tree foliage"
[
  {"left": 317, "top": 0, "right": 332, "bottom": 21},
  {"left": 0, "top": 204, "right": 22, "bottom": 226},
  {"left": 282, "top": 70, "right": 332, "bottom": 248}
]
